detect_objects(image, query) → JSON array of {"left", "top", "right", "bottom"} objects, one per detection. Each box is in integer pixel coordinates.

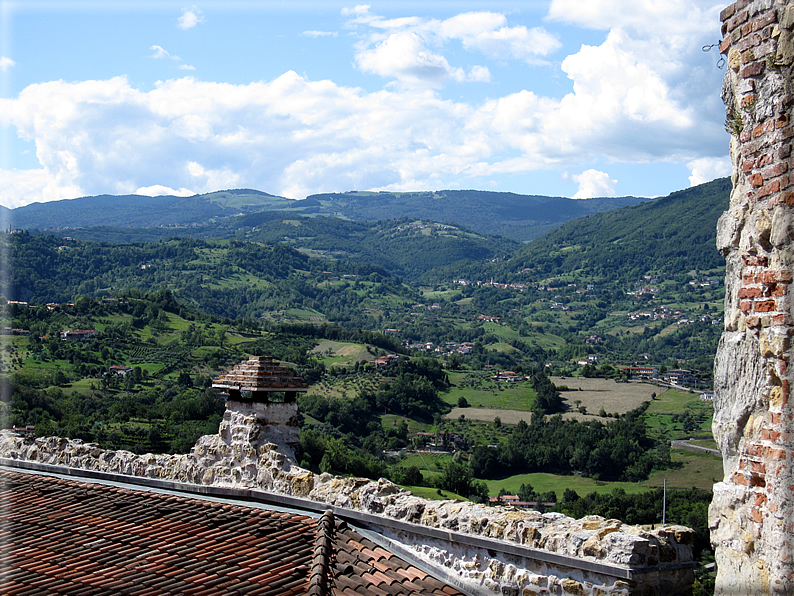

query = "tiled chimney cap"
[{"left": 212, "top": 355, "right": 309, "bottom": 392}]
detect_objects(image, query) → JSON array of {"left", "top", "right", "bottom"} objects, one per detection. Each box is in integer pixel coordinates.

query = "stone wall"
[
  {"left": 0, "top": 397, "right": 695, "bottom": 595},
  {"left": 713, "top": 0, "right": 794, "bottom": 593}
]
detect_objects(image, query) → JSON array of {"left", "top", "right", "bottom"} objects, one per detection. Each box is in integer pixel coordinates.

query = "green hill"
[
  {"left": 34, "top": 216, "right": 520, "bottom": 281},
  {"left": 9, "top": 189, "right": 293, "bottom": 230},
  {"left": 5, "top": 233, "right": 407, "bottom": 326},
  {"left": 505, "top": 177, "right": 730, "bottom": 283}
]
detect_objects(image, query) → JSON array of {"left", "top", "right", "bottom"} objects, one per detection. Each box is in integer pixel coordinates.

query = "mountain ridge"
[{"left": 7, "top": 187, "right": 653, "bottom": 242}]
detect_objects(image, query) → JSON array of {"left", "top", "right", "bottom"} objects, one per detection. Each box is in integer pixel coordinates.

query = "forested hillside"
[
  {"left": 505, "top": 177, "right": 730, "bottom": 283},
  {"left": 6, "top": 233, "right": 406, "bottom": 326},
  {"left": 291, "top": 190, "right": 649, "bottom": 241},
  {"left": 9, "top": 189, "right": 291, "bottom": 229},
  {"left": 9, "top": 187, "right": 650, "bottom": 242}
]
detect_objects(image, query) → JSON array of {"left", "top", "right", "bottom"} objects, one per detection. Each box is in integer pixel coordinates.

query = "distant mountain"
[
  {"left": 8, "top": 189, "right": 293, "bottom": 230},
  {"left": 286, "top": 190, "right": 650, "bottom": 241},
  {"left": 9, "top": 187, "right": 650, "bottom": 242},
  {"left": 504, "top": 177, "right": 731, "bottom": 283}
]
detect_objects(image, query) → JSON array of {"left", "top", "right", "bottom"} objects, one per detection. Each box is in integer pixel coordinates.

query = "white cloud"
[
  {"left": 687, "top": 156, "right": 731, "bottom": 186},
  {"left": 136, "top": 184, "right": 195, "bottom": 197},
  {"left": 150, "top": 45, "right": 180, "bottom": 61},
  {"left": 0, "top": 56, "right": 15, "bottom": 72},
  {"left": 572, "top": 169, "right": 617, "bottom": 199},
  {"left": 179, "top": 64, "right": 196, "bottom": 70},
  {"left": 439, "top": 12, "right": 561, "bottom": 63},
  {"left": 0, "top": 3, "right": 729, "bottom": 207},
  {"left": 302, "top": 30, "right": 338, "bottom": 38},
  {"left": 345, "top": 7, "right": 558, "bottom": 87},
  {"left": 355, "top": 31, "right": 471, "bottom": 88},
  {"left": 178, "top": 6, "right": 205, "bottom": 30}
]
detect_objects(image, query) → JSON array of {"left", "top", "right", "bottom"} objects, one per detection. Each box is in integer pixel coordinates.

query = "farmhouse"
[
  {"left": 619, "top": 366, "right": 658, "bottom": 380},
  {"left": 59, "top": 329, "right": 98, "bottom": 342},
  {"left": 663, "top": 369, "right": 698, "bottom": 387}
]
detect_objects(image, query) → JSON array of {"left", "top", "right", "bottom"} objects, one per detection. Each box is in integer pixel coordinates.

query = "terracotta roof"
[
  {"left": 212, "top": 356, "right": 309, "bottom": 393},
  {"left": 0, "top": 469, "right": 462, "bottom": 596}
]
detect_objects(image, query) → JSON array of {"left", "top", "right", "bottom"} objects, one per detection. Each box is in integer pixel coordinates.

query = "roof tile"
[{"left": 2, "top": 469, "right": 462, "bottom": 596}]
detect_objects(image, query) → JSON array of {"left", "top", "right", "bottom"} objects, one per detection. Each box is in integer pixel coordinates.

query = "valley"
[{"left": 0, "top": 178, "right": 730, "bottom": 569}]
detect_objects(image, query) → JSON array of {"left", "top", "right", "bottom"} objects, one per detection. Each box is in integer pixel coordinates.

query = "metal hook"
[{"left": 702, "top": 42, "right": 726, "bottom": 69}]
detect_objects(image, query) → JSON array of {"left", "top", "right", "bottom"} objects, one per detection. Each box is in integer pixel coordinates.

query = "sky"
[{"left": 0, "top": 0, "right": 731, "bottom": 208}]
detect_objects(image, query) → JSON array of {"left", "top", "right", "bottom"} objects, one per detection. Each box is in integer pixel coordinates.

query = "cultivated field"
[
  {"left": 444, "top": 379, "right": 667, "bottom": 423},
  {"left": 309, "top": 340, "right": 377, "bottom": 368},
  {"left": 444, "top": 407, "right": 533, "bottom": 424},
  {"left": 552, "top": 377, "right": 660, "bottom": 420}
]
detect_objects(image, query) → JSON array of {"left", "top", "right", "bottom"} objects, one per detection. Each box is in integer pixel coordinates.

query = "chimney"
[{"left": 212, "top": 356, "right": 309, "bottom": 457}]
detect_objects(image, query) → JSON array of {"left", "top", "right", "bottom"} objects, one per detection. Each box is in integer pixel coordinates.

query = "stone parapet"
[
  {"left": 0, "top": 418, "right": 695, "bottom": 594},
  {"left": 713, "top": 0, "right": 794, "bottom": 593}
]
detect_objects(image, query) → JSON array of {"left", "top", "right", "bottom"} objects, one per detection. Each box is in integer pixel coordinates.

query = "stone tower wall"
[{"left": 712, "top": 0, "right": 794, "bottom": 593}]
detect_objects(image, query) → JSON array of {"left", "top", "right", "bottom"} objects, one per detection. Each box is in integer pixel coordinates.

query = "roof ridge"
[{"left": 308, "top": 509, "right": 335, "bottom": 596}]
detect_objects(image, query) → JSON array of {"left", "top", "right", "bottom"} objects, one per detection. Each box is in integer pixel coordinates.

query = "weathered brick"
[
  {"left": 742, "top": 61, "right": 765, "bottom": 78},
  {"left": 765, "top": 447, "right": 787, "bottom": 460},
  {"left": 757, "top": 179, "right": 781, "bottom": 199},
  {"left": 760, "top": 271, "right": 777, "bottom": 284},
  {"left": 754, "top": 299, "right": 777, "bottom": 312},
  {"left": 750, "top": 172, "right": 764, "bottom": 187},
  {"left": 743, "top": 160, "right": 755, "bottom": 173},
  {"left": 720, "top": 38, "right": 733, "bottom": 54},
  {"left": 750, "top": 508, "right": 764, "bottom": 522},
  {"left": 754, "top": 122, "right": 766, "bottom": 138},
  {"left": 744, "top": 255, "right": 769, "bottom": 266},
  {"left": 772, "top": 284, "right": 786, "bottom": 297},
  {"left": 734, "top": 471, "right": 749, "bottom": 485},
  {"left": 752, "top": 11, "right": 778, "bottom": 31},
  {"left": 749, "top": 475, "right": 766, "bottom": 487},
  {"left": 740, "top": 300, "right": 753, "bottom": 313},
  {"left": 742, "top": 22, "right": 753, "bottom": 37},
  {"left": 740, "top": 286, "right": 764, "bottom": 299},
  {"left": 721, "top": 3, "right": 736, "bottom": 22},
  {"left": 727, "top": 10, "right": 750, "bottom": 33},
  {"left": 764, "top": 162, "right": 788, "bottom": 178},
  {"left": 783, "top": 192, "right": 794, "bottom": 205},
  {"left": 776, "top": 270, "right": 793, "bottom": 283},
  {"left": 751, "top": 460, "right": 766, "bottom": 474}
]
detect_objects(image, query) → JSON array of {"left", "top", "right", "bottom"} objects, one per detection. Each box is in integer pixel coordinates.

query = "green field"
[
  {"left": 484, "top": 472, "right": 650, "bottom": 498},
  {"left": 646, "top": 450, "right": 723, "bottom": 490},
  {"left": 443, "top": 373, "right": 537, "bottom": 411}
]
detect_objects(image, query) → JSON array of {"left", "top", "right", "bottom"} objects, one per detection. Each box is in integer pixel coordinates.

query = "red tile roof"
[{"left": 0, "top": 469, "right": 462, "bottom": 595}]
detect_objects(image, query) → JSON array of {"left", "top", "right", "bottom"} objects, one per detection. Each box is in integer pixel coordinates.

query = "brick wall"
[{"left": 712, "top": 1, "right": 794, "bottom": 593}]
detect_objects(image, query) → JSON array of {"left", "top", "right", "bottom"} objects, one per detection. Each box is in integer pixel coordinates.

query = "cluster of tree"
[
  {"left": 8, "top": 381, "right": 225, "bottom": 454},
  {"left": 530, "top": 370, "right": 565, "bottom": 413},
  {"left": 469, "top": 405, "right": 669, "bottom": 482}
]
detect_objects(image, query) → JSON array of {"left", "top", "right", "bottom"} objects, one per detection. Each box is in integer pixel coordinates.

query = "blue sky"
[{"left": 0, "top": 0, "right": 729, "bottom": 207}]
